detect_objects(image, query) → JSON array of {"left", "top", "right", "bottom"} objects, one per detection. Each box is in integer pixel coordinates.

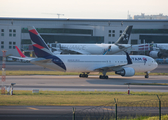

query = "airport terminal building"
[{"left": 0, "top": 17, "right": 168, "bottom": 57}]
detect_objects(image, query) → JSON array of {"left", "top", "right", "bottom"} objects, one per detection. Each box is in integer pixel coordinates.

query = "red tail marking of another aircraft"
[{"left": 15, "top": 46, "right": 26, "bottom": 58}]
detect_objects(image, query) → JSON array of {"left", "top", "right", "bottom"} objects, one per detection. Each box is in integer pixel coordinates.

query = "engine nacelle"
[
  {"left": 115, "top": 67, "right": 135, "bottom": 77},
  {"left": 149, "top": 51, "right": 162, "bottom": 58}
]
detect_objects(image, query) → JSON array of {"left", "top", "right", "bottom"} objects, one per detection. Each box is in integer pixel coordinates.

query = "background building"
[
  {"left": 133, "top": 13, "right": 168, "bottom": 20},
  {"left": 0, "top": 17, "right": 168, "bottom": 57}
]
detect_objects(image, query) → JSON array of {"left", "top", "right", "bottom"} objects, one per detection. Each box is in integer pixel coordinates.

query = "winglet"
[
  {"left": 124, "top": 51, "right": 132, "bottom": 64},
  {"left": 115, "top": 26, "right": 133, "bottom": 44},
  {"left": 15, "top": 46, "right": 26, "bottom": 58}
]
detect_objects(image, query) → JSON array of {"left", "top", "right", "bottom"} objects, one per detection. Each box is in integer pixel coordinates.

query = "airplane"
[
  {"left": 19, "top": 26, "right": 157, "bottom": 79},
  {"left": 9, "top": 46, "right": 34, "bottom": 61},
  {"left": 149, "top": 43, "right": 168, "bottom": 58},
  {"left": 49, "top": 26, "right": 133, "bottom": 55}
]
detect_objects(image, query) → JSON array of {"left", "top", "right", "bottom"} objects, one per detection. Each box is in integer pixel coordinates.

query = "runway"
[{"left": 3, "top": 75, "right": 168, "bottom": 92}]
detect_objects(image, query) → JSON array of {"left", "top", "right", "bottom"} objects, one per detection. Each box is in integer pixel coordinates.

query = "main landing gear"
[
  {"left": 99, "top": 75, "right": 108, "bottom": 79},
  {"left": 99, "top": 71, "right": 108, "bottom": 79},
  {"left": 79, "top": 72, "right": 89, "bottom": 78},
  {"left": 145, "top": 71, "right": 149, "bottom": 78}
]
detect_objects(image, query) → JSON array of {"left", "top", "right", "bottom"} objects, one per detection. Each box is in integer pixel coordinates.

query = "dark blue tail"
[
  {"left": 28, "top": 26, "right": 53, "bottom": 58},
  {"left": 115, "top": 26, "right": 133, "bottom": 44},
  {"left": 28, "top": 26, "right": 66, "bottom": 71}
]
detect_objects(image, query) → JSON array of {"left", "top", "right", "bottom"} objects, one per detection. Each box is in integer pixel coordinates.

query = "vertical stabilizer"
[
  {"left": 15, "top": 46, "right": 26, "bottom": 58},
  {"left": 28, "top": 26, "right": 53, "bottom": 58},
  {"left": 115, "top": 26, "right": 133, "bottom": 44}
]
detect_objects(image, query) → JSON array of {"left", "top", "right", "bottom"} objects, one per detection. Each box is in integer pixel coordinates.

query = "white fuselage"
[
  {"left": 31, "top": 55, "right": 158, "bottom": 73},
  {"left": 156, "top": 44, "right": 168, "bottom": 50},
  {"left": 51, "top": 43, "right": 131, "bottom": 55}
]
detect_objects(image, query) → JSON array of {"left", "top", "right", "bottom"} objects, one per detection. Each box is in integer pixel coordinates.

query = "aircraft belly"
[
  {"left": 31, "top": 62, "right": 66, "bottom": 72},
  {"left": 65, "top": 63, "right": 93, "bottom": 72}
]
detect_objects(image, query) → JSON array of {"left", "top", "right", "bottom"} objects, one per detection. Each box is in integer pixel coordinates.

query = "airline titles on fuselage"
[
  {"left": 62, "top": 45, "right": 87, "bottom": 50},
  {"left": 67, "top": 57, "right": 147, "bottom": 64}
]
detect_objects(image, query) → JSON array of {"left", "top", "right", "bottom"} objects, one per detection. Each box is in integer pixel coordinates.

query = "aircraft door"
[{"left": 148, "top": 58, "right": 152, "bottom": 66}]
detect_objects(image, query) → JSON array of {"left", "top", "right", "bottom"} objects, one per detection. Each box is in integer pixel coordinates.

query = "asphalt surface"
[
  {"left": 0, "top": 106, "right": 167, "bottom": 120},
  {"left": 2, "top": 75, "right": 168, "bottom": 92}
]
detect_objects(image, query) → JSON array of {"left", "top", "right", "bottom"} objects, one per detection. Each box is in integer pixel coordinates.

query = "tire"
[
  {"left": 105, "top": 76, "right": 108, "bottom": 79},
  {"left": 145, "top": 75, "right": 149, "bottom": 78}
]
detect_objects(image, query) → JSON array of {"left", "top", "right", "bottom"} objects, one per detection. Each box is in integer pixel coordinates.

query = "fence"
[{"left": 55, "top": 98, "right": 168, "bottom": 120}]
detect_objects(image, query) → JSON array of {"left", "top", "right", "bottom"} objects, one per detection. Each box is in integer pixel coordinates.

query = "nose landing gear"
[{"left": 145, "top": 71, "right": 150, "bottom": 78}]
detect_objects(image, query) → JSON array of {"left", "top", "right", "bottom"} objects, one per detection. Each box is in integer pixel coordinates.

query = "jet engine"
[
  {"left": 149, "top": 51, "right": 162, "bottom": 58},
  {"left": 115, "top": 67, "right": 135, "bottom": 77}
]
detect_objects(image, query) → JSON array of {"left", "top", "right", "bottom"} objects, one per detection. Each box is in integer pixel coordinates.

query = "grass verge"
[
  {"left": 0, "top": 91, "right": 168, "bottom": 106},
  {"left": 114, "top": 115, "right": 168, "bottom": 120},
  {"left": 1, "top": 70, "right": 168, "bottom": 76}
]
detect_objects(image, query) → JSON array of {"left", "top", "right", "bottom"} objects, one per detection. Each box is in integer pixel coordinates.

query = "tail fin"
[
  {"left": 115, "top": 25, "right": 133, "bottom": 44},
  {"left": 28, "top": 26, "right": 53, "bottom": 58},
  {"left": 15, "top": 46, "right": 26, "bottom": 58}
]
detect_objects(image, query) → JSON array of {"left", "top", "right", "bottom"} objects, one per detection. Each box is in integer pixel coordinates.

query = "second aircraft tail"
[{"left": 115, "top": 25, "right": 133, "bottom": 44}]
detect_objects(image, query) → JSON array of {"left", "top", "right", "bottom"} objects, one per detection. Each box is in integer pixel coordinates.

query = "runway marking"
[
  {"left": 102, "top": 108, "right": 114, "bottom": 111},
  {"left": 27, "top": 107, "right": 39, "bottom": 110}
]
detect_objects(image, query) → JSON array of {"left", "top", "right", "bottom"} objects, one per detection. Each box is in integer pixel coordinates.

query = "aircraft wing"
[
  {"left": 93, "top": 52, "right": 132, "bottom": 72},
  {"left": 94, "top": 64, "right": 127, "bottom": 72}
]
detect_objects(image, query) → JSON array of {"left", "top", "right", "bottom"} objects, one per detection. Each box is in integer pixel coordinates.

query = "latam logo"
[
  {"left": 143, "top": 57, "right": 147, "bottom": 65},
  {"left": 131, "top": 57, "right": 147, "bottom": 65}
]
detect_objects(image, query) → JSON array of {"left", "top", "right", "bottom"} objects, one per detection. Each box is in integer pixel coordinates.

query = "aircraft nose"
[
  {"left": 155, "top": 61, "right": 158, "bottom": 68},
  {"left": 153, "top": 61, "right": 158, "bottom": 69}
]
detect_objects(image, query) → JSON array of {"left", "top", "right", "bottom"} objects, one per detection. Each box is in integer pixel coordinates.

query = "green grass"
[
  {"left": 125, "top": 83, "right": 168, "bottom": 85},
  {"left": 1, "top": 70, "right": 168, "bottom": 76},
  {"left": 0, "top": 91, "right": 168, "bottom": 106},
  {"left": 107, "top": 115, "right": 168, "bottom": 120}
]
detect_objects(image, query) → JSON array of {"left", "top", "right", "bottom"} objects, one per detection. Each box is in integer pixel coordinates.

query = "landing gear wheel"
[
  {"left": 105, "top": 76, "right": 108, "bottom": 79},
  {"left": 145, "top": 75, "right": 149, "bottom": 78},
  {"left": 145, "top": 72, "right": 149, "bottom": 78},
  {"left": 79, "top": 74, "right": 88, "bottom": 78},
  {"left": 99, "top": 75, "right": 108, "bottom": 79}
]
